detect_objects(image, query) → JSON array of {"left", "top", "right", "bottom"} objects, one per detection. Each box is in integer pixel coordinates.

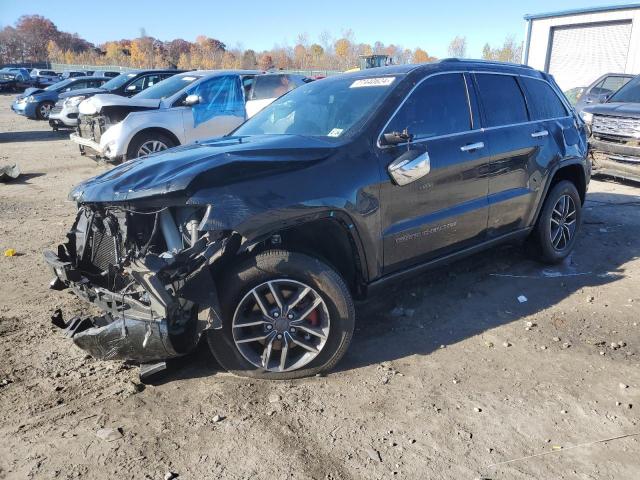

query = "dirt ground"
[{"left": 0, "top": 92, "right": 639, "bottom": 480}]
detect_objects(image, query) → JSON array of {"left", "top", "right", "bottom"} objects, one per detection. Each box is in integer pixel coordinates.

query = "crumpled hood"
[
  {"left": 584, "top": 102, "right": 640, "bottom": 119},
  {"left": 59, "top": 87, "right": 105, "bottom": 99},
  {"left": 69, "top": 135, "right": 338, "bottom": 203},
  {"left": 79, "top": 94, "right": 161, "bottom": 115}
]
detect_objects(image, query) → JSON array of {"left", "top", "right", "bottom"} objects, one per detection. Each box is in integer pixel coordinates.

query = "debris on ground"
[
  {"left": 517, "top": 295, "right": 528, "bottom": 303},
  {"left": 0, "top": 164, "right": 20, "bottom": 182},
  {"left": 4, "top": 248, "right": 17, "bottom": 257},
  {"left": 95, "top": 427, "right": 123, "bottom": 442}
]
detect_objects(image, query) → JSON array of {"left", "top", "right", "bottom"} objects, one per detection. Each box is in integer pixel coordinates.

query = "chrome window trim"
[{"left": 377, "top": 69, "right": 574, "bottom": 149}]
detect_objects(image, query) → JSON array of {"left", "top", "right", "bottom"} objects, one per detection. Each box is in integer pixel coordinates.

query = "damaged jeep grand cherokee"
[{"left": 45, "top": 60, "right": 590, "bottom": 379}]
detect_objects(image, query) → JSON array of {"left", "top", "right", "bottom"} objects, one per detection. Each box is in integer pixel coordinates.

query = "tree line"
[{"left": 0, "top": 15, "right": 523, "bottom": 71}]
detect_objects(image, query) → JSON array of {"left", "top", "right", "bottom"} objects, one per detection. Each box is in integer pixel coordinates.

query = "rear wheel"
[
  {"left": 530, "top": 180, "right": 582, "bottom": 264},
  {"left": 36, "top": 101, "right": 54, "bottom": 120},
  {"left": 207, "top": 250, "right": 355, "bottom": 379},
  {"left": 126, "top": 131, "right": 176, "bottom": 159}
]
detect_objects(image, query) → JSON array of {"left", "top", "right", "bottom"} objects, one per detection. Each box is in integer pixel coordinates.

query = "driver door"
[
  {"left": 180, "top": 75, "right": 247, "bottom": 144},
  {"left": 377, "top": 72, "right": 491, "bottom": 273}
]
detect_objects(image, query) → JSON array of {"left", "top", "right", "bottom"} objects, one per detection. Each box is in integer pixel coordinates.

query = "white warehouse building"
[{"left": 523, "top": 4, "right": 640, "bottom": 91}]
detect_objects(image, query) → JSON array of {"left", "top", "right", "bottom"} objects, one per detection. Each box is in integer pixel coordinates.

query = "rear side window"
[
  {"left": 385, "top": 73, "right": 471, "bottom": 140},
  {"left": 475, "top": 74, "right": 528, "bottom": 127},
  {"left": 593, "top": 76, "right": 631, "bottom": 96},
  {"left": 250, "top": 75, "right": 296, "bottom": 100},
  {"left": 521, "top": 77, "right": 568, "bottom": 120}
]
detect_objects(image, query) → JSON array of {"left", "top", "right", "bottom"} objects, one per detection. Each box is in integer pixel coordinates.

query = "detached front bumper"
[
  {"left": 589, "top": 137, "right": 640, "bottom": 183},
  {"left": 43, "top": 234, "right": 224, "bottom": 364}
]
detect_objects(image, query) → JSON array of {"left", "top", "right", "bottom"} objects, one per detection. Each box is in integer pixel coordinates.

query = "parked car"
[
  {"left": 12, "top": 76, "right": 109, "bottom": 120},
  {"left": 89, "top": 70, "right": 121, "bottom": 78},
  {"left": 46, "top": 60, "right": 590, "bottom": 379},
  {"left": 0, "top": 68, "right": 32, "bottom": 92},
  {"left": 60, "top": 70, "right": 87, "bottom": 80},
  {"left": 71, "top": 70, "right": 302, "bottom": 162},
  {"left": 582, "top": 74, "right": 640, "bottom": 183},
  {"left": 245, "top": 73, "right": 312, "bottom": 117},
  {"left": 49, "top": 69, "right": 182, "bottom": 130},
  {"left": 571, "top": 73, "right": 633, "bottom": 114},
  {"left": 30, "top": 69, "right": 60, "bottom": 88}
]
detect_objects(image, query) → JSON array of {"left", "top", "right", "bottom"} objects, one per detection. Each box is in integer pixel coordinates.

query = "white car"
[{"left": 70, "top": 71, "right": 309, "bottom": 162}]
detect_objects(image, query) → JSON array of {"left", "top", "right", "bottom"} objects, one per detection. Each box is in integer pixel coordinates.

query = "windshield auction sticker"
[
  {"left": 327, "top": 128, "right": 344, "bottom": 137},
  {"left": 350, "top": 77, "right": 395, "bottom": 88}
]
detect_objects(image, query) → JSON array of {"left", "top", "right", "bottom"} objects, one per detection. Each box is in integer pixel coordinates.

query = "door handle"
[
  {"left": 460, "top": 142, "right": 484, "bottom": 152},
  {"left": 531, "top": 130, "right": 549, "bottom": 138}
]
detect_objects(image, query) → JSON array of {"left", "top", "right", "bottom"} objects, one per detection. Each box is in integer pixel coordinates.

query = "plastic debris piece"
[
  {"left": 0, "top": 164, "right": 20, "bottom": 182},
  {"left": 4, "top": 249, "right": 17, "bottom": 257},
  {"left": 517, "top": 295, "right": 528, "bottom": 303}
]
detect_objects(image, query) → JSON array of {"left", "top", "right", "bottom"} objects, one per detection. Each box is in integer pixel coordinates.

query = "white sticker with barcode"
[{"left": 350, "top": 77, "right": 395, "bottom": 88}]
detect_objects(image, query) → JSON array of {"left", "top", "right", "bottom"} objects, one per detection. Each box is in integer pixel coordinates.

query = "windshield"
[
  {"left": 134, "top": 74, "right": 200, "bottom": 100},
  {"left": 101, "top": 72, "right": 137, "bottom": 90},
  {"left": 235, "top": 75, "right": 399, "bottom": 138},
  {"left": 608, "top": 75, "right": 640, "bottom": 103},
  {"left": 44, "top": 79, "right": 74, "bottom": 91}
]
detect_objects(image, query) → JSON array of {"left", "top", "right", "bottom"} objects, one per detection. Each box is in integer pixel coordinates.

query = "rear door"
[
  {"left": 378, "top": 72, "right": 491, "bottom": 273},
  {"left": 181, "top": 75, "right": 247, "bottom": 144},
  {"left": 474, "top": 72, "right": 553, "bottom": 237}
]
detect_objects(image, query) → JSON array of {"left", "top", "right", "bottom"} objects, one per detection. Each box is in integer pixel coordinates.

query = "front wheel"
[
  {"left": 36, "top": 101, "right": 54, "bottom": 120},
  {"left": 126, "top": 131, "right": 176, "bottom": 160},
  {"left": 208, "top": 250, "right": 355, "bottom": 379},
  {"left": 530, "top": 180, "right": 582, "bottom": 264}
]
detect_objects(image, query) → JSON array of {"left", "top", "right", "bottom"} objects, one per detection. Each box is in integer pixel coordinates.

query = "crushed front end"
[{"left": 44, "top": 204, "right": 227, "bottom": 363}]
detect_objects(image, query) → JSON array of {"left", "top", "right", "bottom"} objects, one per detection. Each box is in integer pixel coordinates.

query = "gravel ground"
[{"left": 0, "top": 92, "right": 639, "bottom": 480}]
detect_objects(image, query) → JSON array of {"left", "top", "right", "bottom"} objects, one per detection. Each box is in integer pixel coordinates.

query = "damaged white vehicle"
[{"left": 70, "top": 71, "right": 308, "bottom": 162}]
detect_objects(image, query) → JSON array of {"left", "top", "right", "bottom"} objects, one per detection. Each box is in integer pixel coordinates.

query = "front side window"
[
  {"left": 608, "top": 75, "right": 640, "bottom": 103},
  {"left": 475, "top": 74, "right": 528, "bottom": 127},
  {"left": 101, "top": 72, "right": 138, "bottom": 90},
  {"left": 592, "top": 76, "right": 631, "bottom": 96},
  {"left": 385, "top": 73, "right": 471, "bottom": 140},
  {"left": 186, "top": 75, "right": 245, "bottom": 126},
  {"left": 521, "top": 77, "right": 568, "bottom": 120},
  {"left": 234, "top": 75, "right": 399, "bottom": 138}
]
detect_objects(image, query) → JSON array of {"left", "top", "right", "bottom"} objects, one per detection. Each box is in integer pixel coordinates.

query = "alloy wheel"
[
  {"left": 137, "top": 140, "right": 168, "bottom": 157},
  {"left": 549, "top": 194, "right": 577, "bottom": 251},
  {"left": 232, "top": 279, "right": 330, "bottom": 372},
  {"left": 39, "top": 103, "right": 52, "bottom": 119}
]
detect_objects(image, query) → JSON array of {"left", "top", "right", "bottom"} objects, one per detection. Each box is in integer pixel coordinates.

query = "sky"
[{"left": 0, "top": 0, "right": 636, "bottom": 57}]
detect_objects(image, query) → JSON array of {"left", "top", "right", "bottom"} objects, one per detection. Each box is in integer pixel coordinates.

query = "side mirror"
[
  {"left": 380, "top": 128, "right": 413, "bottom": 146},
  {"left": 388, "top": 148, "right": 431, "bottom": 186},
  {"left": 184, "top": 94, "right": 200, "bottom": 106}
]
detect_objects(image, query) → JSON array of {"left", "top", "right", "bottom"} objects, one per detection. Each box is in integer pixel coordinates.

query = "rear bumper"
[{"left": 589, "top": 137, "right": 640, "bottom": 183}]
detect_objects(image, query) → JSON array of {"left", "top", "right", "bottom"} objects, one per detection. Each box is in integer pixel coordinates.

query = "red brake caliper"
[{"left": 307, "top": 308, "right": 320, "bottom": 327}]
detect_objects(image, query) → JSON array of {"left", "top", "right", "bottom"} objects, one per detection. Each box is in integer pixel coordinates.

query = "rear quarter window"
[
  {"left": 521, "top": 77, "right": 568, "bottom": 120},
  {"left": 475, "top": 74, "right": 528, "bottom": 127},
  {"left": 251, "top": 75, "right": 295, "bottom": 100}
]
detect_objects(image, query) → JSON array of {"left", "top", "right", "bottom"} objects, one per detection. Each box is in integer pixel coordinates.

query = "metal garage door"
[{"left": 547, "top": 21, "right": 632, "bottom": 91}]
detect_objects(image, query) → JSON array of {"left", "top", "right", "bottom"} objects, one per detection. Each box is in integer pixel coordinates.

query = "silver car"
[{"left": 71, "top": 70, "right": 304, "bottom": 162}]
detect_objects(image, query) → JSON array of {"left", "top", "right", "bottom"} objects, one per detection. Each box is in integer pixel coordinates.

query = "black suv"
[
  {"left": 45, "top": 60, "right": 589, "bottom": 379},
  {"left": 582, "top": 74, "right": 640, "bottom": 183}
]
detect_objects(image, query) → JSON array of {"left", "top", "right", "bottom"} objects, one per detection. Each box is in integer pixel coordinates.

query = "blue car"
[{"left": 11, "top": 76, "right": 108, "bottom": 120}]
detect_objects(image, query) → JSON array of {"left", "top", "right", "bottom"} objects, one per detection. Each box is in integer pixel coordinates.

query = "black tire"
[
  {"left": 207, "top": 250, "right": 355, "bottom": 380},
  {"left": 126, "top": 131, "right": 176, "bottom": 160},
  {"left": 530, "top": 180, "right": 582, "bottom": 264},
  {"left": 36, "top": 101, "right": 54, "bottom": 120}
]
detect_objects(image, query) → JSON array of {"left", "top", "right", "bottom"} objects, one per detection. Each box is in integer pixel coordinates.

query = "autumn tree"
[
  {"left": 166, "top": 39, "right": 191, "bottom": 67},
  {"left": 241, "top": 49, "right": 257, "bottom": 69},
  {"left": 413, "top": 48, "right": 430, "bottom": 63},
  {"left": 481, "top": 36, "right": 523, "bottom": 63},
  {"left": 447, "top": 36, "right": 467, "bottom": 58},
  {"left": 15, "top": 15, "right": 60, "bottom": 61},
  {"left": 258, "top": 53, "right": 274, "bottom": 70}
]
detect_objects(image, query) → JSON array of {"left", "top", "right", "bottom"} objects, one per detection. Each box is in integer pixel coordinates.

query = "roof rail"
[{"left": 439, "top": 58, "right": 534, "bottom": 69}]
